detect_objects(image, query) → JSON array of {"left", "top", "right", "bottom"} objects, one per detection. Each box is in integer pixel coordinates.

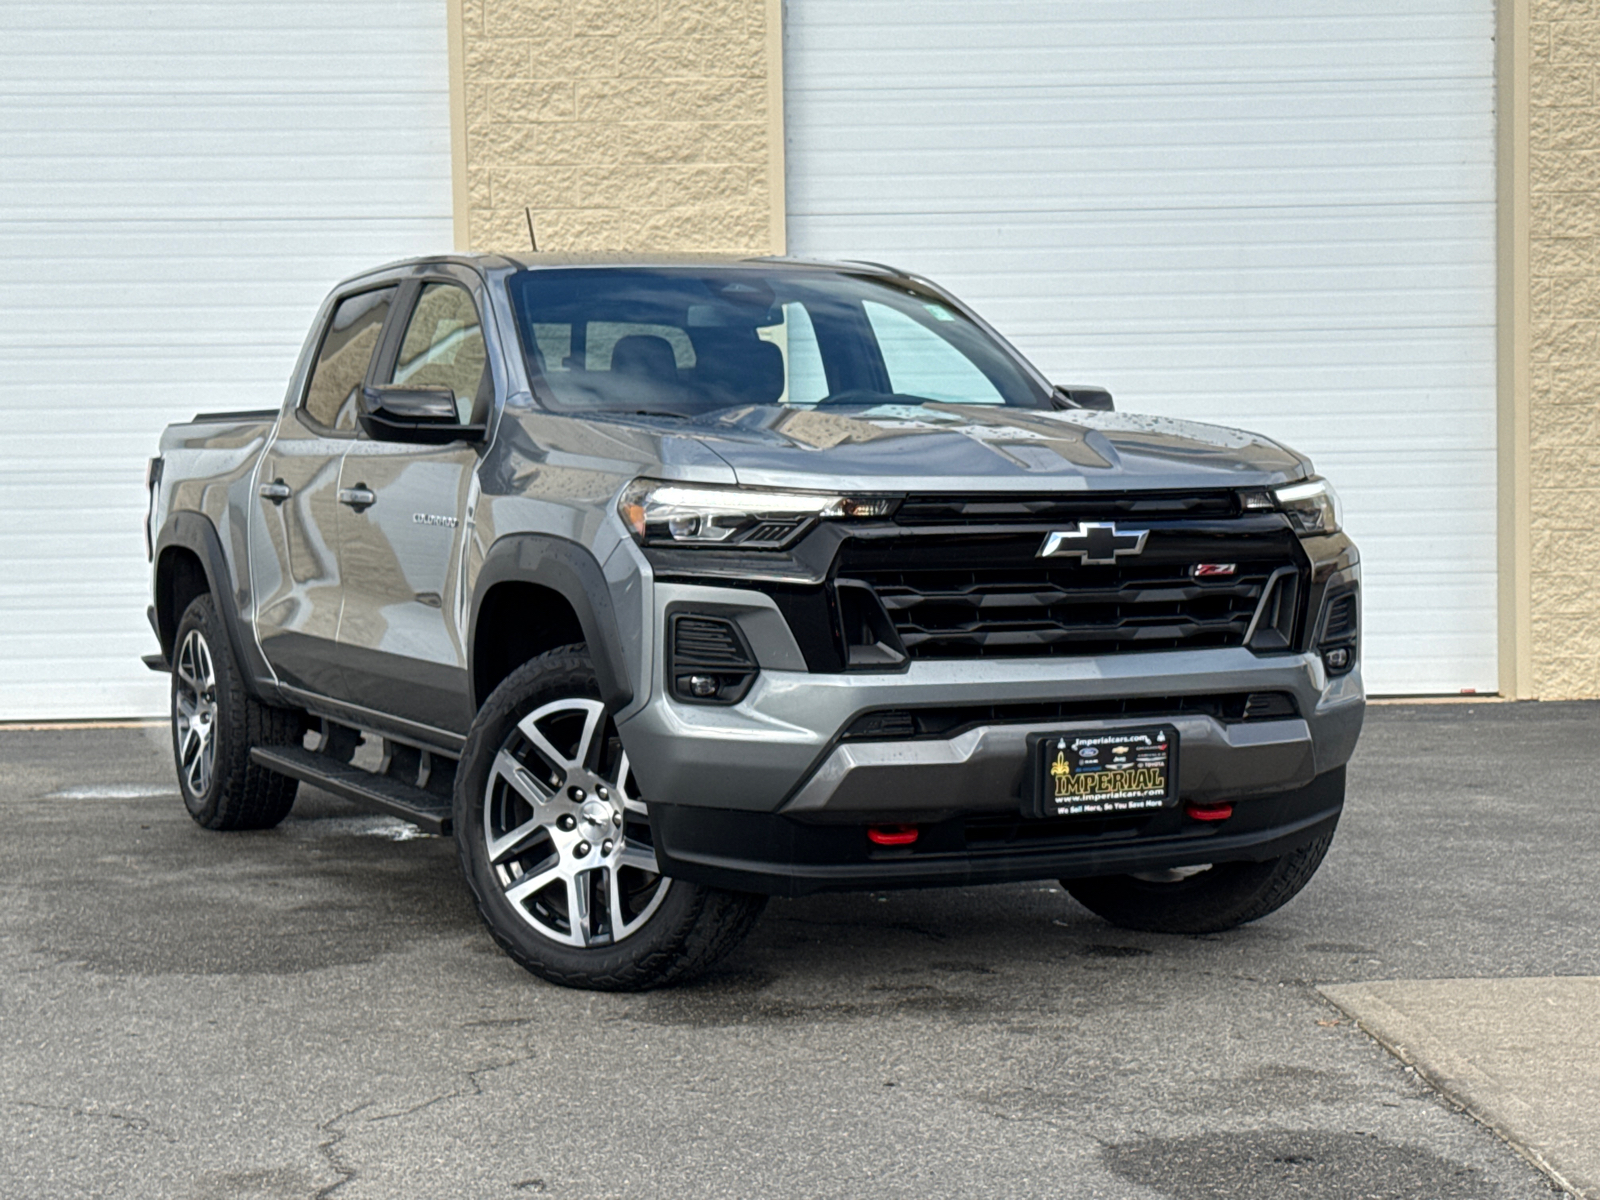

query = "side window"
[
  {"left": 864, "top": 301, "right": 1005, "bottom": 405},
  {"left": 302, "top": 286, "right": 396, "bottom": 432},
  {"left": 388, "top": 282, "right": 490, "bottom": 423},
  {"left": 757, "top": 303, "right": 829, "bottom": 405}
]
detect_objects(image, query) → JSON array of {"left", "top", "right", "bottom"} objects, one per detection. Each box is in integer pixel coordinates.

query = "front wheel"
[
  {"left": 455, "top": 646, "right": 765, "bottom": 991},
  {"left": 1061, "top": 830, "right": 1335, "bottom": 935}
]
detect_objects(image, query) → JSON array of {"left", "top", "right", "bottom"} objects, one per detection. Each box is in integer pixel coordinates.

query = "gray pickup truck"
[{"left": 145, "top": 254, "right": 1363, "bottom": 990}]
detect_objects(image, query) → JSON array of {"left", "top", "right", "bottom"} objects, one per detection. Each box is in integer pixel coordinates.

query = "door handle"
[
  {"left": 338, "top": 485, "right": 377, "bottom": 512},
  {"left": 258, "top": 480, "right": 291, "bottom": 505}
]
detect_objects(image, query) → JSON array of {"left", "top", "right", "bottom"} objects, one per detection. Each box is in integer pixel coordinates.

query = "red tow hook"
[
  {"left": 1185, "top": 802, "right": 1234, "bottom": 822},
  {"left": 867, "top": 824, "right": 919, "bottom": 846}
]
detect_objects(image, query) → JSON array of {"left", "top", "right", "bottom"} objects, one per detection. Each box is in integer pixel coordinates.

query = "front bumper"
[
  {"left": 617, "top": 581, "right": 1365, "bottom": 818},
  {"left": 650, "top": 766, "right": 1346, "bottom": 897}
]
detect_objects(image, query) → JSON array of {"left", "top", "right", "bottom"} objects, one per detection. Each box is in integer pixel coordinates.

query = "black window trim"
[
  {"left": 295, "top": 280, "right": 405, "bottom": 439},
  {"left": 361, "top": 273, "right": 497, "bottom": 438}
]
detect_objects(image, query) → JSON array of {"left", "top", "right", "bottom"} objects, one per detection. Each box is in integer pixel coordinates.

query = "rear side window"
[
  {"left": 302, "top": 286, "right": 397, "bottom": 432},
  {"left": 387, "top": 282, "right": 490, "bottom": 423}
]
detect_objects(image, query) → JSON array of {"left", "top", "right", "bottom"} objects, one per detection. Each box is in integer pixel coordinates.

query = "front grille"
[{"left": 837, "top": 529, "right": 1301, "bottom": 660}]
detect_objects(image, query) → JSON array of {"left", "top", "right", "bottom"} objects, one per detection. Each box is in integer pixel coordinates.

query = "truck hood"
[{"left": 672, "top": 404, "right": 1309, "bottom": 493}]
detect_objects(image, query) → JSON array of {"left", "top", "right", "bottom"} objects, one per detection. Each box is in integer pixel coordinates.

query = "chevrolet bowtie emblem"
[{"left": 1037, "top": 523, "right": 1149, "bottom": 564}]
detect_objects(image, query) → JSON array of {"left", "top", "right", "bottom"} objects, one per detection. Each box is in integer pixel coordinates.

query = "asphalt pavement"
[{"left": 2, "top": 701, "right": 1597, "bottom": 1199}]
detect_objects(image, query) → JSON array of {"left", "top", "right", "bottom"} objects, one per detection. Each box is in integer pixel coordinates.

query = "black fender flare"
[
  {"left": 154, "top": 510, "right": 277, "bottom": 700},
  {"left": 469, "top": 534, "right": 635, "bottom": 711}
]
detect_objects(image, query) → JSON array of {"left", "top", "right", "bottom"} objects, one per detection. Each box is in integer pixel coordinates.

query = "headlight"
[
  {"left": 619, "top": 479, "right": 896, "bottom": 549},
  {"left": 1274, "top": 477, "right": 1342, "bottom": 536}
]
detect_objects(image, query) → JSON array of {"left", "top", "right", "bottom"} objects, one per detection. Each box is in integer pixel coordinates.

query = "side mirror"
[
  {"left": 1052, "top": 385, "right": 1115, "bottom": 412},
  {"left": 358, "top": 385, "right": 485, "bottom": 445}
]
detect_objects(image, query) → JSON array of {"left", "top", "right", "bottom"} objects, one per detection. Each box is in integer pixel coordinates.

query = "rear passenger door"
[
  {"left": 333, "top": 273, "right": 494, "bottom": 736},
  {"left": 252, "top": 284, "right": 397, "bottom": 699}
]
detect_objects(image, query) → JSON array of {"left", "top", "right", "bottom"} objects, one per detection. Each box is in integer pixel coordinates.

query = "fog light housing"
[{"left": 669, "top": 615, "right": 758, "bottom": 704}]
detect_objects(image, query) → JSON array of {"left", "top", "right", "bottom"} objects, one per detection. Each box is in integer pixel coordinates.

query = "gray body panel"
[{"left": 148, "top": 253, "right": 1365, "bottom": 880}]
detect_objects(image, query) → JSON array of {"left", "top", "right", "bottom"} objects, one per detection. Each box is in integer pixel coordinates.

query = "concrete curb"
[{"left": 1321, "top": 978, "right": 1600, "bottom": 1199}]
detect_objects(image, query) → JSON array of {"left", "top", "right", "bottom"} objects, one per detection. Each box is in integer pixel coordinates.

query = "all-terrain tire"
[
  {"left": 1062, "top": 830, "right": 1336, "bottom": 935},
  {"left": 455, "top": 646, "right": 766, "bottom": 991},
  {"left": 171, "top": 593, "right": 303, "bottom": 831}
]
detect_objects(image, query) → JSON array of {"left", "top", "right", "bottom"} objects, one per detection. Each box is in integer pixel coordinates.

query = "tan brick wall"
[
  {"left": 1530, "top": 2, "right": 1600, "bottom": 697},
  {"left": 455, "top": 0, "right": 781, "bottom": 255}
]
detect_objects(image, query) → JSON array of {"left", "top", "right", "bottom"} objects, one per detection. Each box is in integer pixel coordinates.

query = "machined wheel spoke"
[
  {"left": 616, "top": 753, "right": 648, "bottom": 814},
  {"left": 616, "top": 843, "right": 659, "bottom": 874},
  {"left": 488, "top": 815, "right": 548, "bottom": 865},
  {"left": 571, "top": 702, "right": 604, "bottom": 773},
  {"left": 607, "top": 866, "right": 629, "bottom": 938},
  {"left": 503, "top": 862, "right": 563, "bottom": 906},
  {"left": 491, "top": 749, "right": 550, "bottom": 806},
  {"left": 516, "top": 721, "right": 580, "bottom": 776},
  {"left": 568, "top": 870, "right": 594, "bottom": 946}
]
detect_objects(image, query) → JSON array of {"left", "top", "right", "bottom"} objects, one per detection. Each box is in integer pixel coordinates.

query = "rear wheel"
[
  {"left": 1061, "top": 831, "right": 1335, "bottom": 934},
  {"left": 455, "top": 647, "right": 765, "bottom": 991},
  {"left": 171, "top": 593, "right": 302, "bottom": 830}
]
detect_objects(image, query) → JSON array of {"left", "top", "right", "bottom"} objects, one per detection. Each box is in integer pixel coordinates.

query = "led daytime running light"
[{"left": 620, "top": 480, "right": 895, "bottom": 549}]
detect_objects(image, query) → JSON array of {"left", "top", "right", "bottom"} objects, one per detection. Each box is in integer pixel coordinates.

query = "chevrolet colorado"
[{"left": 145, "top": 254, "right": 1363, "bottom": 990}]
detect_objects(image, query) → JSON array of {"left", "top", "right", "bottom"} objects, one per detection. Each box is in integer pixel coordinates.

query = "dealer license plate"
[{"left": 1031, "top": 726, "right": 1177, "bottom": 819}]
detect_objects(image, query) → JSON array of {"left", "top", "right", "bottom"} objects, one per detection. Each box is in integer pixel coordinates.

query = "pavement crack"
[
  {"left": 9, "top": 1099, "right": 179, "bottom": 1143},
  {"left": 313, "top": 1101, "right": 373, "bottom": 1200},
  {"left": 367, "top": 1053, "right": 539, "bottom": 1124}
]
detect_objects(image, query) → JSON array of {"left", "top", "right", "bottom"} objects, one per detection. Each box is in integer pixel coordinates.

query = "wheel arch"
[
  {"left": 469, "top": 534, "right": 634, "bottom": 713},
  {"left": 153, "top": 510, "right": 274, "bottom": 699}
]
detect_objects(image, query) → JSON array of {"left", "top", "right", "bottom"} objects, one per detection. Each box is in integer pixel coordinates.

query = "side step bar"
[{"left": 250, "top": 745, "right": 455, "bottom": 836}]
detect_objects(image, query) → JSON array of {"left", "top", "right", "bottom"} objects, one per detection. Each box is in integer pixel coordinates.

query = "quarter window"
[
  {"left": 388, "top": 282, "right": 490, "bottom": 423},
  {"left": 303, "top": 286, "right": 396, "bottom": 431}
]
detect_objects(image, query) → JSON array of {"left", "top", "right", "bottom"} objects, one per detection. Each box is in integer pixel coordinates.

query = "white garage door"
[
  {"left": 784, "top": 0, "right": 1498, "bottom": 695},
  {"left": 0, "top": 2, "right": 453, "bottom": 720}
]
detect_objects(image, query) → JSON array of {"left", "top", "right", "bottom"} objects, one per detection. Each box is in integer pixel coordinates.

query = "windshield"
[{"left": 506, "top": 266, "right": 1050, "bottom": 416}]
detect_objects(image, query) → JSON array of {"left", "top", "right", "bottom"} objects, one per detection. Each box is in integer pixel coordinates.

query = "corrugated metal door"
[
  {"left": 783, "top": 1, "right": 1498, "bottom": 694},
  {"left": 0, "top": 2, "right": 453, "bottom": 719}
]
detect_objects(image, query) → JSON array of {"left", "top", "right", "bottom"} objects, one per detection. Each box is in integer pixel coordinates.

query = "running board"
[{"left": 250, "top": 745, "right": 454, "bottom": 836}]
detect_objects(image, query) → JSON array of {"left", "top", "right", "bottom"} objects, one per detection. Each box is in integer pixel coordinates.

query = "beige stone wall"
[
  {"left": 1530, "top": 2, "right": 1600, "bottom": 698},
  {"left": 453, "top": 0, "right": 782, "bottom": 255}
]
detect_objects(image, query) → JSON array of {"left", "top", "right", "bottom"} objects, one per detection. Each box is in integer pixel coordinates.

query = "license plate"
[{"left": 1031, "top": 726, "right": 1178, "bottom": 819}]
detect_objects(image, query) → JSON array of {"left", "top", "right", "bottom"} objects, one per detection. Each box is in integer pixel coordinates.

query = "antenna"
[{"left": 524, "top": 207, "right": 538, "bottom": 252}]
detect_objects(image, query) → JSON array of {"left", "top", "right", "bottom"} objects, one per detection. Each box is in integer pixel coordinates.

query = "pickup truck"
[{"left": 146, "top": 254, "right": 1364, "bottom": 991}]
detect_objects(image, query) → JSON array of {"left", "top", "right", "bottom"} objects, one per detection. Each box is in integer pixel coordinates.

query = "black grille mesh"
[{"left": 838, "top": 530, "right": 1300, "bottom": 660}]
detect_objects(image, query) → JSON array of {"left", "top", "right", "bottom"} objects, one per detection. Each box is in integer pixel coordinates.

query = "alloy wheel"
[
  {"left": 174, "top": 628, "right": 218, "bottom": 798},
  {"left": 483, "top": 697, "right": 668, "bottom": 947}
]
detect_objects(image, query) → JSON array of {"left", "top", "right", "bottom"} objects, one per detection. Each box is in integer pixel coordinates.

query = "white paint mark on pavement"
[
  {"left": 50, "top": 784, "right": 178, "bottom": 800},
  {"left": 285, "top": 815, "right": 432, "bottom": 841}
]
